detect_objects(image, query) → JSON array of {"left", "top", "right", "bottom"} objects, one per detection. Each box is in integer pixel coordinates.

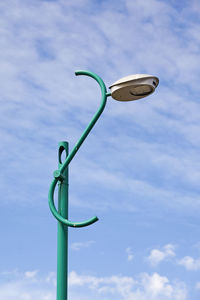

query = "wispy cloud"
[
  {"left": 70, "top": 240, "right": 94, "bottom": 251},
  {"left": 126, "top": 247, "right": 134, "bottom": 262},
  {"left": 69, "top": 270, "right": 187, "bottom": 300},
  {"left": 195, "top": 281, "right": 200, "bottom": 290},
  {"left": 147, "top": 244, "right": 176, "bottom": 266},
  {"left": 24, "top": 270, "right": 38, "bottom": 279},
  {"left": 178, "top": 256, "right": 200, "bottom": 271},
  {"left": 1, "top": 0, "right": 200, "bottom": 216},
  {"left": 0, "top": 269, "right": 187, "bottom": 300},
  {"left": 0, "top": 270, "right": 56, "bottom": 300},
  {"left": 1, "top": 1, "right": 200, "bottom": 297}
]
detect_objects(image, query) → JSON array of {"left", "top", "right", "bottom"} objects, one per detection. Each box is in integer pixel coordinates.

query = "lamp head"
[{"left": 109, "top": 74, "right": 159, "bottom": 101}]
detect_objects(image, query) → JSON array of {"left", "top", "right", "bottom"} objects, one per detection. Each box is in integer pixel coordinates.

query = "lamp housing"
[{"left": 109, "top": 74, "right": 159, "bottom": 101}]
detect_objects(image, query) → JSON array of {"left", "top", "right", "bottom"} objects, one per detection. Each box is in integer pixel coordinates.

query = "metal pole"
[
  {"left": 57, "top": 141, "right": 69, "bottom": 300},
  {"left": 48, "top": 70, "right": 110, "bottom": 300}
]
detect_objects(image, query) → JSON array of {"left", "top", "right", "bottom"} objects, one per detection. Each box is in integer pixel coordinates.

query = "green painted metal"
[
  {"left": 57, "top": 141, "right": 69, "bottom": 300},
  {"left": 48, "top": 70, "right": 111, "bottom": 300},
  {"left": 49, "top": 70, "right": 109, "bottom": 228}
]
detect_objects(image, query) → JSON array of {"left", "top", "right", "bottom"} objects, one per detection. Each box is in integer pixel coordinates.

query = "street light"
[
  {"left": 110, "top": 74, "right": 159, "bottom": 101},
  {"left": 48, "top": 70, "right": 159, "bottom": 300}
]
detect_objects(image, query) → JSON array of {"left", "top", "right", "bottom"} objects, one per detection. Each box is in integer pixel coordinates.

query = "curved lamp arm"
[{"left": 48, "top": 70, "right": 110, "bottom": 228}]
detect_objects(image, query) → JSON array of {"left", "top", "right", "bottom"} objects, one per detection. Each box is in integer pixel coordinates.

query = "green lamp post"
[{"left": 48, "top": 70, "right": 159, "bottom": 300}]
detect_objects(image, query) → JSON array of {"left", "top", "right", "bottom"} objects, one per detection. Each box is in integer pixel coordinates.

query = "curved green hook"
[
  {"left": 48, "top": 70, "right": 110, "bottom": 228},
  {"left": 49, "top": 177, "right": 99, "bottom": 227}
]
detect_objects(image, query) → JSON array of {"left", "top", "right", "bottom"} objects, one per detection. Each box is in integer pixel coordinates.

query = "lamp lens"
[{"left": 130, "top": 85, "right": 153, "bottom": 97}]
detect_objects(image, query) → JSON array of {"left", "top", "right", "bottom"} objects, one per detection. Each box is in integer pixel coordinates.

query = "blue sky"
[{"left": 1, "top": 0, "right": 200, "bottom": 299}]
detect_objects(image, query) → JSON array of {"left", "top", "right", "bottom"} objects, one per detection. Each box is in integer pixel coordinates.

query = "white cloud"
[
  {"left": 0, "top": 270, "right": 56, "bottom": 300},
  {"left": 1, "top": 0, "right": 200, "bottom": 217},
  {"left": 147, "top": 244, "right": 176, "bottom": 266},
  {"left": 126, "top": 247, "right": 134, "bottom": 262},
  {"left": 25, "top": 270, "right": 38, "bottom": 279},
  {"left": 0, "top": 269, "right": 187, "bottom": 300},
  {"left": 70, "top": 240, "right": 94, "bottom": 251},
  {"left": 0, "top": 1, "right": 198, "bottom": 298},
  {"left": 178, "top": 256, "right": 200, "bottom": 271},
  {"left": 195, "top": 281, "right": 200, "bottom": 289},
  {"left": 71, "top": 154, "right": 200, "bottom": 214},
  {"left": 69, "top": 270, "right": 187, "bottom": 300}
]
